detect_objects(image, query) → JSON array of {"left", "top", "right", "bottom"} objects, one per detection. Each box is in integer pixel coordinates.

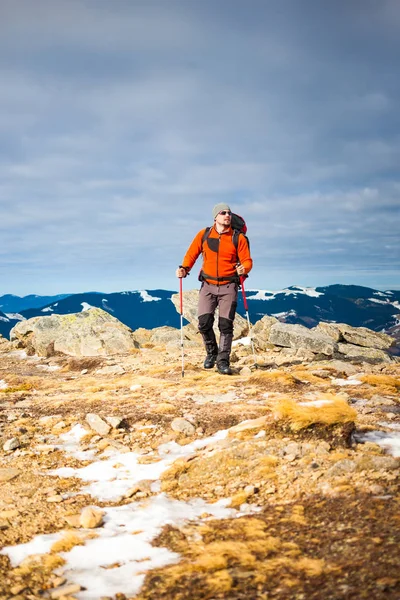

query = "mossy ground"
[
  {"left": 0, "top": 345, "right": 399, "bottom": 599},
  {"left": 137, "top": 494, "right": 400, "bottom": 600}
]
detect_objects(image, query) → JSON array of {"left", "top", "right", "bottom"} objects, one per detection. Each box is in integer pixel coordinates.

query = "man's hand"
[
  {"left": 236, "top": 264, "right": 246, "bottom": 276},
  {"left": 176, "top": 266, "right": 188, "bottom": 278}
]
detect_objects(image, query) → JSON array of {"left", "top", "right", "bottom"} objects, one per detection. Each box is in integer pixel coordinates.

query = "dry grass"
[
  {"left": 291, "top": 369, "right": 330, "bottom": 385},
  {"left": 161, "top": 443, "right": 278, "bottom": 497},
  {"left": 248, "top": 371, "right": 298, "bottom": 388},
  {"left": 274, "top": 396, "right": 357, "bottom": 431},
  {"left": 359, "top": 374, "right": 400, "bottom": 395},
  {"left": 50, "top": 531, "right": 85, "bottom": 553},
  {"left": 138, "top": 514, "right": 331, "bottom": 598},
  {"left": 13, "top": 553, "right": 65, "bottom": 577}
]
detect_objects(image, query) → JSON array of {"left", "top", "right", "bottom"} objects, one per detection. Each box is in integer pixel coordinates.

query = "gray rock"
[
  {"left": 355, "top": 455, "right": 399, "bottom": 471},
  {"left": 318, "top": 359, "right": 359, "bottom": 376},
  {"left": 369, "top": 395, "right": 397, "bottom": 407},
  {"left": 269, "top": 323, "right": 337, "bottom": 356},
  {"left": 79, "top": 506, "right": 104, "bottom": 528},
  {"left": 315, "top": 322, "right": 342, "bottom": 342},
  {"left": 10, "top": 308, "right": 140, "bottom": 357},
  {"left": 95, "top": 365, "right": 126, "bottom": 375},
  {"left": 171, "top": 418, "right": 196, "bottom": 436},
  {"left": 0, "top": 468, "right": 20, "bottom": 482},
  {"left": 310, "top": 369, "right": 331, "bottom": 379},
  {"left": 105, "top": 416, "right": 124, "bottom": 429},
  {"left": 240, "top": 366, "right": 252, "bottom": 376},
  {"left": 315, "top": 441, "right": 331, "bottom": 456},
  {"left": 329, "top": 455, "right": 399, "bottom": 475},
  {"left": 252, "top": 315, "right": 279, "bottom": 350},
  {"left": 150, "top": 326, "right": 182, "bottom": 345},
  {"left": 85, "top": 414, "right": 111, "bottom": 436},
  {"left": 316, "top": 322, "right": 395, "bottom": 349},
  {"left": 328, "top": 459, "right": 358, "bottom": 475},
  {"left": 3, "top": 438, "right": 21, "bottom": 451},
  {"left": 337, "top": 343, "right": 392, "bottom": 364},
  {"left": 283, "top": 442, "right": 301, "bottom": 459},
  {"left": 51, "top": 583, "right": 82, "bottom": 599},
  {"left": 130, "top": 327, "right": 152, "bottom": 346}
]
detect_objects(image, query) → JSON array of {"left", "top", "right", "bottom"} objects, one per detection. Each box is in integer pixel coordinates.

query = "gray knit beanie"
[{"left": 212, "top": 203, "right": 231, "bottom": 220}]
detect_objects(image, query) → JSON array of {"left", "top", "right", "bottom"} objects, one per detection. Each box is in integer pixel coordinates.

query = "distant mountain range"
[{"left": 1, "top": 285, "right": 399, "bottom": 345}]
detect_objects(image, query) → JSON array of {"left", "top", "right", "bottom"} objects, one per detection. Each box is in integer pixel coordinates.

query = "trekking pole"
[
  {"left": 239, "top": 274, "right": 257, "bottom": 363},
  {"left": 179, "top": 268, "right": 185, "bottom": 378}
]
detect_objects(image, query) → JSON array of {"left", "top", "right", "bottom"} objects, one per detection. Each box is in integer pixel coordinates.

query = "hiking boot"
[
  {"left": 217, "top": 359, "right": 232, "bottom": 375},
  {"left": 204, "top": 353, "right": 217, "bottom": 369}
]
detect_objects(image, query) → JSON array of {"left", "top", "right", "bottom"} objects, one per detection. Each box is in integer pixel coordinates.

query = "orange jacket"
[{"left": 182, "top": 225, "right": 253, "bottom": 285}]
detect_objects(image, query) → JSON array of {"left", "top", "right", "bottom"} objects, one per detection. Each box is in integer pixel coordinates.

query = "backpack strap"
[
  {"left": 201, "top": 226, "right": 212, "bottom": 249},
  {"left": 199, "top": 226, "right": 250, "bottom": 284},
  {"left": 233, "top": 230, "right": 250, "bottom": 252}
]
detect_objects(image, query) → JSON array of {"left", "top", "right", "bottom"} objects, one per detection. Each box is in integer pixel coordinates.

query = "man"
[{"left": 176, "top": 203, "right": 253, "bottom": 375}]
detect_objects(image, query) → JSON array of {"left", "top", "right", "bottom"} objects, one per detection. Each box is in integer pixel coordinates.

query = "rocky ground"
[{"left": 0, "top": 340, "right": 399, "bottom": 600}]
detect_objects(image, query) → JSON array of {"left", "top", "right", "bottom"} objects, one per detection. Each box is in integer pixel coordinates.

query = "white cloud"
[{"left": 0, "top": 0, "right": 399, "bottom": 294}]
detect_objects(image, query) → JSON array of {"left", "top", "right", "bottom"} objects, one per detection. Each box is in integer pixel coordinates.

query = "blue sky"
[{"left": 1, "top": 0, "right": 399, "bottom": 295}]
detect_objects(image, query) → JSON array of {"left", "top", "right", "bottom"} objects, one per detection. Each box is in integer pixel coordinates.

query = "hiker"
[{"left": 176, "top": 203, "right": 253, "bottom": 375}]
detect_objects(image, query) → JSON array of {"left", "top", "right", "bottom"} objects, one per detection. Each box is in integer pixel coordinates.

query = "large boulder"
[
  {"left": 315, "top": 322, "right": 396, "bottom": 350},
  {"left": 10, "top": 308, "right": 139, "bottom": 357},
  {"left": 269, "top": 322, "right": 337, "bottom": 356},
  {"left": 150, "top": 326, "right": 182, "bottom": 345},
  {"left": 252, "top": 315, "right": 278, "bottom": 350},
  {"left": 0, "top": 333, "right": 12, "bottom": 352},
  {"left": 131, "top": 327, "right": 152, "bottom": 346},
  {"left": 170, "top": 289, "right": 248, "bottom": 340},
  {"left": 336, "top": 343, "right": 393, "bottom": 364}
]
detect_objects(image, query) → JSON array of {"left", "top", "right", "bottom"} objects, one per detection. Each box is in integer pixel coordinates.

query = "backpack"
[
  {"left": 200, "top": 213, "right": 250, "bottom": 282},
  {"left": 201, "top": 213, "right": 249, "bottom": 254}
]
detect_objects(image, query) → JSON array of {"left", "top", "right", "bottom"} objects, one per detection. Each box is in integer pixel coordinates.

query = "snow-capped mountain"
[
  {"left": 13, "top": 290, "right": 181, "bottom": 335},
  {"left": 245, "top": 285, "right": 400, "bottom": 331},
  {"left": 0, "top": 310, "right": 20, "bottom": 339},
  {"left": 0, "top": 285, "right": 399, "bottom": 344},
  {"left": 0, "top": 294, "right": 69, "bottom": 313}
]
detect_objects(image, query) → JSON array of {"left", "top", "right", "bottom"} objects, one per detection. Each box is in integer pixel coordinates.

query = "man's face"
[{"left": 215, "top": 210, "right": 232, "bottom": 227}]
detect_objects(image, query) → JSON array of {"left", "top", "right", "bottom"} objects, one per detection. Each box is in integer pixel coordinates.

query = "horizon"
[
  {"left": 1, "top": 281, "right": 400, "bottom": 301},
  {"left": 1, "top": 0, "right": 399, "bottom": 294}
]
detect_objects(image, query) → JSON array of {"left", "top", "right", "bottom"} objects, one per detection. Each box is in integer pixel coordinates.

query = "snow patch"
[
  {"left": 298, "top": 399, "right": 334, "bottom": 407},
  {"left": 1, "top": 496, "right": 234, "bottom": 600},
  {"left": 5, "top": 313, "right": 25, "bottom": 321},
  {"left": 356, "top": 430, "right": 400, "bottom": 457},
  {"left": 0, "top": 379, "right": 8, "bottom": 390},
  {"left": 378, "top": 421, "right": 400, "bottom": 431},
  {"left": 1, "top": 424, "right": 239, "bottom": 599},
  {"left": 232, "top": 336, "right": 252, "bottom": 347},
  {"left": 52, "top": 426, "right": 229, "bottom": 501},
  {"left": 9, "top": 350, "right": 28, "bottom": 359},
  {"left": 246, "top": 290, "right": 275, "bottom": 301},
  {"left": 138, "top": 291, "right": 161, "bottom": 302},
  {"left": 35, "top": 364, "right": 61, "bottom": 371},
  {"left": 271, "top": 310, "right": 297, "bottom": 318},
  {"left": 331, "top": 378, "right": 362, "bottom": 386},
  {"left": 247, "top": 287, "right": 323, "bottom": 300},
  {"left": 369, "top": 298, "right": 388, "bottom": 305},
  {"left": 101, "top": 298, "right": 114, "bottom": 312},
  {"left": 81, "top": 303, "right": 93, "bottom": 311}
]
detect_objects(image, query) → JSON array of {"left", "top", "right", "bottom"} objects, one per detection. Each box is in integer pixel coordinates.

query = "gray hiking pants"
[{"left": 198, "top": 281, "right": 238, "bottom": 364}]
